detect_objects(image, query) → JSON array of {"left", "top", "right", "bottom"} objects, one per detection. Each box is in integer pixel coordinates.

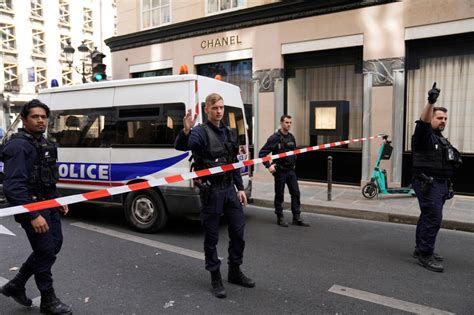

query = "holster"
[
  {"left": 414, "top": 173, "right": 434, "bottom": 195},
  {"left": 447, "top": 179, "right": 455, "bottom": 200}
]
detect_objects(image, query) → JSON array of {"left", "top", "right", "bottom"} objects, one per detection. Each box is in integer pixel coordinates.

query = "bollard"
[{"left": 327, "top": 156, "right": 332, "bottom": 201}]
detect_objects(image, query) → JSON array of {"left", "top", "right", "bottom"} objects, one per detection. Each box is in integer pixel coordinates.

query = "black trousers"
[
  {"left": 200, "top": 185, "right": 245, "bottom": 272},
  {"left": 412, "top": 178, "right": 448, "bottom": 255},
  {"left": 274, "top": 169, "right": 301, "bottom": 216},
  {"left": 17, "top": 208, "right": 63, "bottom": 292}
]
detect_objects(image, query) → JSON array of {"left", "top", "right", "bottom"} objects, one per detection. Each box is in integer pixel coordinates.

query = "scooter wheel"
[{"left": 362, "top": 183, "right": 378, "bottom": 199}]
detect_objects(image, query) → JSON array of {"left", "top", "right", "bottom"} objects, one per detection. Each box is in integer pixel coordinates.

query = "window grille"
[
  {"left": 35, "top": 66, "right": 48, "bottom": 91},
  {"left": 0, "top": 0, "right": 13, "bottom": 12},
  {"left": 31, "top": 0, "right": 43, "bottom": 19},
  {"left": 62, "top": 68, "right": 73, "bottom": 86},
  {"left": 0, "top": 23, "right": 16, "bottom": 53},
  {"left": 59, "top": 0, "right": 70, "bottom": 26},
  {"left": 4, "top": 63, "right": 18, "bottom": 85},
  {"left": 32, "top": 29, "right": 46, "bottom": 56},
  {"left": 83, "top": 7, "right": 93, "bottom": 32}
]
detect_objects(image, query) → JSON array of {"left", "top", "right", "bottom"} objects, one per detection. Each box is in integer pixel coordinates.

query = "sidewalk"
[{"left": 250, "top": 171, "right": 474, "bottom": 233}]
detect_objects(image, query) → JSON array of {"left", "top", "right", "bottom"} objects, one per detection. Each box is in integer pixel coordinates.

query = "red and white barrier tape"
[{"left": 0, "top": 134, "right": 384, "bottom": 217}]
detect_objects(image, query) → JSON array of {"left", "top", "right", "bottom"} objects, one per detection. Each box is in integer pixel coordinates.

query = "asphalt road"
[{"left": 1, "top": 204, "right": 473, "bottom": 314}]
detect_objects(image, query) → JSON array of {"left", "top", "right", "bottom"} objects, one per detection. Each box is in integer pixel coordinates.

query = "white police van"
[{"left": 3, "top": 75, "right": 251, "bottom": 232}]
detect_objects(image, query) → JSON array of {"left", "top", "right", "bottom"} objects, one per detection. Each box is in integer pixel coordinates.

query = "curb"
[{"left": 251, "top": 199, "right": 474, "bottom": 233}]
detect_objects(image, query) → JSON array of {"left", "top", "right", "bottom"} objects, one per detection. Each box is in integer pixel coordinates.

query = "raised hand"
[
  {"left": 428, "top": 82, "right": 441, "bottom": 104},
  {"left": 183, "top": 109, "right": 198, "bottom": 134}
]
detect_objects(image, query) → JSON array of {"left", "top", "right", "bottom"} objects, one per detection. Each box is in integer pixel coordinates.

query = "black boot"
[
  {"left": 292, "top": 214, "right": 310, "bottom": 227},
  {"left": 0, "top": 277, "right": 32, "bottom": 307},
  {"left": 210, "top": 270, "right": 226, "bottom": 298},
  {"left": 418, "top": 254, "right": 444, "bottom": 273},
  {"left": 276, "top": 214, "right": 288, "bottom": 227},
  {"left": 413, "top": 247, "right": 443, "bottom": 261},
  {"left": 40, "top": 288, "right": 73, "bottom": 315},
  {"left": 228, "top": 264, "right": 255, "bottom": 288}
]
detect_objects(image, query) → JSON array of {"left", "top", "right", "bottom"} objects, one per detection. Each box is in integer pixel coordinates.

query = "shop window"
[
  {"left": 142, "top": 0, "right": 170, "bottom": 29},
  {"left": 59, "top": 0, "right": 70, "bottom": 27},
  {"left": 286, "top": 64, "right": 363, "bottom": 148},
  {"left": 32, "top": 29, "right": 46, "bottom": 57},
  {"left": 83, "top": 7, "right": 93, "bottom": 33},
  {"left": 131, "top": 68, "right": 172, "bottom": 78},
  {"left": 406, "top": 54, "right": 474, "bottom": 154},
  {"left": 207, "top": 0, "right": 245, "bottom": 14},
  {"left": 62, "top": 68, "right": 73, "bottom": 86},
  {"left": 31, "top": 0, "right": 43, "bottom": 20},
  {"left": 1, "top": 23, "right": 16, "bottom": 53}
]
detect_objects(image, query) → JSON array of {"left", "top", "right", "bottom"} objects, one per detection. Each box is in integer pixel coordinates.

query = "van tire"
[{"left": 124, "top": 189, "right": 168, "bottom": 233}]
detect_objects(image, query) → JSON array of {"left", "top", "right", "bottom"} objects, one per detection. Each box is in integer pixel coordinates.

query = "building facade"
[
  {"left": 0, "top": 0, "right": 117, "bottom": 129},
  {"left": 106, "top": 0, "right": 474, "bottom": 194}
]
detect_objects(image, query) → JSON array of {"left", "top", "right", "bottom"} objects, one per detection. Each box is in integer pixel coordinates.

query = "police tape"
[{"left": 0, "top": 134, "right": 384, "bottom": 218}]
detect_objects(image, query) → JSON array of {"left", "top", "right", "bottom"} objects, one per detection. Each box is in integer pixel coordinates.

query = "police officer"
[
  {"left": 259, "top": 115, "right": 309, "bottom": 227},
  {"left": 175, "top": 93, "right": 255, "bottom": 298},
  {"left": 0, "top": 100, "right": 72, "bottom": 314},
  {"left": 411, "top": 83, "right": 462, "bottom": 273}
]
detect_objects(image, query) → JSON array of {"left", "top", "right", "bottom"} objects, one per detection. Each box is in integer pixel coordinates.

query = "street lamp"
[{"left": 63, "top": 40, "right": 92, "bottom": 83}]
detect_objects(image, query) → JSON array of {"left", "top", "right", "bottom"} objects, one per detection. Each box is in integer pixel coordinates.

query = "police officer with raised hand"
[
  {"left": 175, "top": 93, "right": 255, "bottom": 299},
  {"left": 0, "top": 100, "right": 72, "bottom": 314},
  {"left": 259, "top": 115, "right": 309, "bottom": 227},
  {"left": 411, "top": 83, "right": 462, "bottom": 273}
]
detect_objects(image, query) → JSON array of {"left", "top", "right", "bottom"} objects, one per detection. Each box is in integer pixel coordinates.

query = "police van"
[{"left": 2, "top": 75, "right": 251, "bottom": 232}]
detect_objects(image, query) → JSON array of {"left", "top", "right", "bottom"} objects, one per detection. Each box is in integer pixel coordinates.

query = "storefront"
[{"left": 106, "top": 1, "right": 474, "bottom": 194}]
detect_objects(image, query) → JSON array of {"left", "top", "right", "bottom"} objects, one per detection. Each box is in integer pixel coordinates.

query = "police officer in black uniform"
[
  {"left": 411, "top": 83, "right": 462, "bottom": 273},
  {"left": 0, "top": 100, "right": 72, "bottom": 314},
  {"left": 175, "top": 93, "right": 255, "bottom": 299},
  {"left": 259, "top": 115, "right": 309, "bottom": 227}
]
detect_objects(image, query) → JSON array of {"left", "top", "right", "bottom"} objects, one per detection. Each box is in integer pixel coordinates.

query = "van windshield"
[{"left": 201, "top": 104, "right": 246, "bottom": 145}]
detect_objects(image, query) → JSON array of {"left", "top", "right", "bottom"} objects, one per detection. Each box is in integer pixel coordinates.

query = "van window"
[
  {"left": 114, "top": 103, "right": 184, "bottom": 147},
  {"left": 49, "top": 109, "right": 110, "bottom": 147},
  {"left": 201, "top": 103, "right": 246, "bottom": 145},
  {"left": 48, "top": 103, "right": 185, "bottom": 148}
]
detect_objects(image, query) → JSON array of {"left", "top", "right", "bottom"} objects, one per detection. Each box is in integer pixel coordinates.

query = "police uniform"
[
  {"left": 175, "top": 120, "right": 254, "bottom": 297},
  {"left": 259, "top": 130, "right": 304, "bottom": 223},
  {"left": 1, "top": 128, "right": 65, "bottom": 303},
  {"left": 411, "top": 120, "right": 461, "bottom": 269}
]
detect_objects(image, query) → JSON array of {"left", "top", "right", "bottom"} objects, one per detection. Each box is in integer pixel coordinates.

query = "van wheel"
[{"left": 124, "top": 189, "right": 168, "bottom": 233}]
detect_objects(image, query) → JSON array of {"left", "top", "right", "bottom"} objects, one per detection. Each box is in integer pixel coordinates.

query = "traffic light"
[{"left": 91, "top": 48, "right": 107, "bottom": 82}]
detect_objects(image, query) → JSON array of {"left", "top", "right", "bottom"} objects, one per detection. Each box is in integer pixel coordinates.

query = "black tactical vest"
[
  {"left": 193, "top": 124, "right": 238, "bottom": 185},
  {"left": 412, "top": 133, "right": 462, "bottom": 178},
  {"left": 275, "top": 131, "right": 297, "bottom": 169},
  {"left": 9, "top": 130, "right": 60, "bottom": 198}
]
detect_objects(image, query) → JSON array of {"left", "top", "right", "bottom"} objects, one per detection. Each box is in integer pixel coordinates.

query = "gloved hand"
[{"left": 427, "top": 82, "right": 440, "bottom": 104}]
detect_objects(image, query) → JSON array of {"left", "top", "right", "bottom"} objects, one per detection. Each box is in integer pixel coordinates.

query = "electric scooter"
[{"left": 362, "top": 135, "right": 415, "bottom": 199}]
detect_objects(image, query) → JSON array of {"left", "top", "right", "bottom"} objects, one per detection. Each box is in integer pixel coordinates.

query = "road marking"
[
  {"left": 71, "top": 222, "right": 205, "bottom": 261},
  {"left": 0, "top": 276, "right": 40, "bottom": 307},
  {"left": 328, "top": 284, "right": 455, "bottom": 315},
  {"left": 0, "top": 224, "right": 15, "bottom": 236}
]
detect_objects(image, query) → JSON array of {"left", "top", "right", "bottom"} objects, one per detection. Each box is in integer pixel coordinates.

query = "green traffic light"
[{"left": 95, "top": 73, "right": 104, "bottom": 81}]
